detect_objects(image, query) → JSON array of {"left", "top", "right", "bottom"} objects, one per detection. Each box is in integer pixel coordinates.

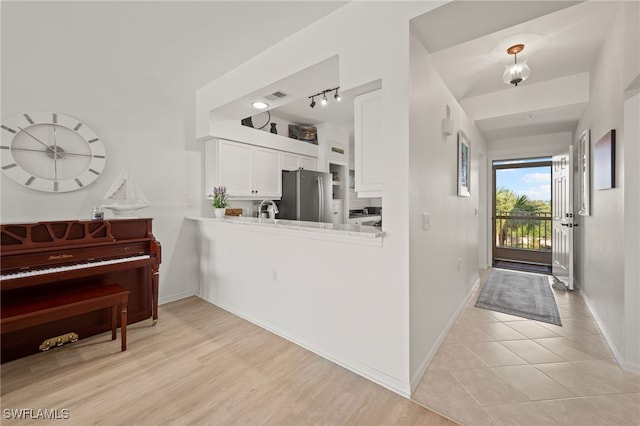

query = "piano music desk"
[{"left": 1, "top": 284, "right": 130, "bottom": 352}]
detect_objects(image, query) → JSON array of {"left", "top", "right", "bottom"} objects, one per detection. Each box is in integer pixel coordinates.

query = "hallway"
[{"left": 412, "top": 269, "right": 640, "bottom": 425}]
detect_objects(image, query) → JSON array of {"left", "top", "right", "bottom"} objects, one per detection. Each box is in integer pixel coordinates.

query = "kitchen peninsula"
[{"left": 187, "top": 213, "right": 405, "bottom": 395}]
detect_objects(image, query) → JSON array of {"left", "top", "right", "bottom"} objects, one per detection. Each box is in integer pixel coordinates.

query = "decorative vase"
[
  {"left": 214, "top": 208, "right": 226, "bottom": 218},
  {"left": 270, "top": 123, "right": 277, "bottom": 134}
]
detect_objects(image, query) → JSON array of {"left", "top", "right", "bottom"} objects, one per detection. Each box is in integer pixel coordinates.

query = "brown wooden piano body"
[{"left": 0, "top": 218, "right": 161, "bottom": 363}]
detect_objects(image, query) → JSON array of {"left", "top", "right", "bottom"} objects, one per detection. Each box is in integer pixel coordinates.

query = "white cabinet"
[
  {"left": 280, "top": 152, "right": 300, "bottom": 171},
  {"left": 205, "top": 138, "right": 318, "bottom": 200},
  {"left": 354, "top": 89, "right": 383, "bottom": 196},
  {"left": 217, "top": 140, "right": 253, "bottom": 196},
  {"left": 301, "top": 156, "right": 317, "bottom": 171},
  {"left": 280, "top": 152, "right": 317, "bottom": 172},
  {"left": 217, "top": 139, "right": 281, "bottom": 198},
  {"left": 252, "top": 147, "right": 281, "bottom": 197}
]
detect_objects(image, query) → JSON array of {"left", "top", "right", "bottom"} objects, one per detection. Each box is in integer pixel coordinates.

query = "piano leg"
[
  {"left": 152, "top": 270, "right": 159, "bottom": 325},
  {"left": 111, "top": 305, "right": 117, "bottom": 340},
  {"left": 121, "top": 302, "right": 127, "bottom": 351}
]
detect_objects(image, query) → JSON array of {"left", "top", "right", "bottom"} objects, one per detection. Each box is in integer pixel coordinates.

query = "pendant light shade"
[{"left": 503, "top": 44, "right": 530, "bottom": 87}]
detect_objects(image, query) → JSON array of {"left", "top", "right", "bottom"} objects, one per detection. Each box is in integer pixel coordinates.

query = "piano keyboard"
[{"left": 0, "top": 255, "right": 151, "bottom": 281}]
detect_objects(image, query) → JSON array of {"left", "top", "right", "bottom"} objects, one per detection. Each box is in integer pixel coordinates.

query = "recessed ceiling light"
[
  {"left": 527, "top": 114, "right": 535, "bottom": 120},
  {"left": 252, "top": 101, "right": 269, "bottom": 110}
]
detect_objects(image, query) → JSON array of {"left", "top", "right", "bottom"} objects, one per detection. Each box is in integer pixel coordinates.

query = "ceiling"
[
  {"left": 412, "top": 0, "right": 620, "bottom": 140},
  {"left": 3, "top": 1, "right": 621, "bottom": 142},
  {"left": 214, "top": 1, "right": 620, "bottom": 142},
  {"left": 1, "top": 1, "right": 347, "bottom": 109}
]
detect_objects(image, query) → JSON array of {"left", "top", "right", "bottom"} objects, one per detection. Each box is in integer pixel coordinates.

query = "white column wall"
[
  {"left": 195, "top": 2, "right": 450, "bottom": 395},
  {"left": 408, "top": 30, "right": 487, "bottom": 387}
]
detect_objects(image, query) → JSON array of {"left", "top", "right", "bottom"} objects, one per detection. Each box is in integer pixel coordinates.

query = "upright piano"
[{"left": 1, "top": 218, "right": 161, "bottom": 362}]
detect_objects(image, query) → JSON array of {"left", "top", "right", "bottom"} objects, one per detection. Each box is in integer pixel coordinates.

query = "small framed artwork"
[
  {"left": 457, "top": 131, "right": 470, "bottom": 197},
  {"left": 577, "top": 129, "right": 590, "bottom": 216},
  {"left": 594, "top": 129, "right": 615, "bottom": 190}
]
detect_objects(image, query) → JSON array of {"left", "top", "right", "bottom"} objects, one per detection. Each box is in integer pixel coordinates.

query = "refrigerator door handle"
[{"left": 317, "top": 177, "right": 323, "bottom": 222}]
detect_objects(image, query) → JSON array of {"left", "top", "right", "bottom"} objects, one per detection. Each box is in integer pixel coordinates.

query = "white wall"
[
  {"left": 488, "top": 133, "right": 572, "bottom": 160},
  {"left": 1, "top": 2, "right": 201, "bottom": 304},
  {"left": 623, "top": 90, "right": 640, "bottom": 372},
  {"left": 575, "top": 1, "right": 640, "bottom": 372},
  {"left": 408, "top": 30, "right": 487, "bottom": 386}
]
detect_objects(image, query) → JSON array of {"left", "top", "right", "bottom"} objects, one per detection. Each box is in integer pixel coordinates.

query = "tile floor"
[{"left": 412, "top": 269, "right": 640, "bottom": 426}]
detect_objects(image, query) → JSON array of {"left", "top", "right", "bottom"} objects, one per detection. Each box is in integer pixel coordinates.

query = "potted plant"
[{"left": 209, "top": 186, "right": 228, "bottom": 218}]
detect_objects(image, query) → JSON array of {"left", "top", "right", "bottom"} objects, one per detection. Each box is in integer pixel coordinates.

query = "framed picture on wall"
[
  {"left": 578, "top": 129, "right": 590, "bottom": 216},
  {"left": 457, "top": 131, "right": 470, "bottom": 197},
  {"left": 594, "top": 129, "right": 615, "bottom": 190}
]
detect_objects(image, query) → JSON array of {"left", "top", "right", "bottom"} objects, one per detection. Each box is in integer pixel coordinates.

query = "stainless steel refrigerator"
[{"left": 278, "top": 169, "right": 332, "bottom": 223}]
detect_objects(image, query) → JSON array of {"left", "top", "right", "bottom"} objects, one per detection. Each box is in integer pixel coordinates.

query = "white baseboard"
[
  {"left": 581, "top": 293, "right": 640, "bottom": 375},
  {"left": 409, "top": 274, "right": 481, "bottom": 392},
  {"left": 197, "top": 294, "right": 412, "bottom": 397},
  {"left": 159, "top": 289, "right": 198, "bottom": 305}
]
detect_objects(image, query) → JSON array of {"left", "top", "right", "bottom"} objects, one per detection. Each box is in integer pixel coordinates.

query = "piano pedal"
[{"left": 39, "top": 333, "right": 79, "bottom": 352}]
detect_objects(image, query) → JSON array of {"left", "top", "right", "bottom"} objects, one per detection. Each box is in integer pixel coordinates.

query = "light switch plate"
[{"left": 423, "top": 212, "right": 430, "bottom": 230}]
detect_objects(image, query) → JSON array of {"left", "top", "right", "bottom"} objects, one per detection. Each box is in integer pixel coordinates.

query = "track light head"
[{"left": 308, "top": 87, "right": 340, "bottom": 108}]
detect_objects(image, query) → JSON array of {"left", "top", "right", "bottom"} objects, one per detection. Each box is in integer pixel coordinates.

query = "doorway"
[{"left": 492, "top": 158, "right": 552, "bottom": 273}]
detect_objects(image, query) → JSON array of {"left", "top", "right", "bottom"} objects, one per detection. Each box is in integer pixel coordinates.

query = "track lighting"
[{"left": 308, "top": 87, "right": 340, "bottom": 109}]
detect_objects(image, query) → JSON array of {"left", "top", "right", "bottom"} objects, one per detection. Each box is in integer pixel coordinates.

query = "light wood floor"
[{"left": 1, "top": 297, "right": 454, "bottom": 426}]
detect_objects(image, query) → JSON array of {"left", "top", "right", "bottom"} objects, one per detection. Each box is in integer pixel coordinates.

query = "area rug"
[{"left": 475, "top": 269, "right": 562, "bottom": 325}]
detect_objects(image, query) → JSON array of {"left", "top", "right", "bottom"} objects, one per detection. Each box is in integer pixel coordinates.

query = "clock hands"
[
  {"left": 10, "top": 147, "right": 92, "bottom": 157},
  {"left": 18, "top": 126, "right": 65, "bottom": 159},
  {"left": 53, "top": 125, "right": 58, "bottom": 180}
]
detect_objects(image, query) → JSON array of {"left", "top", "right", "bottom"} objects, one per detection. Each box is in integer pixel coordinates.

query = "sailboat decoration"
[{"left": 102, "top": 169, "right": 150, "bottom": 217}]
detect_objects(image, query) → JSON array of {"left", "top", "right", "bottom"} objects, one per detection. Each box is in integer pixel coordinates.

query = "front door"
[{"left": 551, "top": 147, "right": 575, "bottom": 290}]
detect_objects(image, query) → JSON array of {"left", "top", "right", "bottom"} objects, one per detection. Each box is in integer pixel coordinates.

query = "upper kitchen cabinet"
[
  {"left": 210, "top": 139, "right": 281, "bottom": 199},
  {"left": 281, "top": 152, "right": 317, "bottom": 172},
  {"left": 354, "top": 89, "right": 383, "bottom": 197}
]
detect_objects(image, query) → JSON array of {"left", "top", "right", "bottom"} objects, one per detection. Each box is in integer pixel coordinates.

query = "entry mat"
[{"left": 475, "top": 269, "right": 562, "bottom": 326}]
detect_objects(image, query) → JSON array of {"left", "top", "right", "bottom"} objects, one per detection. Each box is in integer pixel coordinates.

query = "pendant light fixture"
[
  {"left": 503, "top": 44, "right": 530, "bottom": 87},
  {"left": 309, "top": 97, "right": 316, "bottom": 108}
]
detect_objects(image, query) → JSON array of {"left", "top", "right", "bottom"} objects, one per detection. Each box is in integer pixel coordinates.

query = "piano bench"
[{"left": 1, "top": 284, "right": 130, "bottom": 352}]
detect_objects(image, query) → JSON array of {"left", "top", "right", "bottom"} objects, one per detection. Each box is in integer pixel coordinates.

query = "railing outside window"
[{"left": 495, "top": 211, "right": 552, "bottom": 251}]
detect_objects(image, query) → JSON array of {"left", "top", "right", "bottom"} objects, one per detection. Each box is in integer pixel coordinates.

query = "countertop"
[{"left": 186, "top": 216, "right": 384, "bottom": 246}]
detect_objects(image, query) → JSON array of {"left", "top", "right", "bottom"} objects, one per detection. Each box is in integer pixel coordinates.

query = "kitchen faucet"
[{"left": 257, "top": 200, "right": 279, "bottom": 219}]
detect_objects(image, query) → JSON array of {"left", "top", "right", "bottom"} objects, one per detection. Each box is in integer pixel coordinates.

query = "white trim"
[
  {"left": 582, "top": 293, "right": 640, "bottom": 375},
  {"left": 409, "top": 275, "right": 481, "bottom": 392},
  {"left": 197, "top": 293, "right": 412, "bottom": 397},
  {"left": 159, "top": 289, "right": 197, "bottom": 306}
]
